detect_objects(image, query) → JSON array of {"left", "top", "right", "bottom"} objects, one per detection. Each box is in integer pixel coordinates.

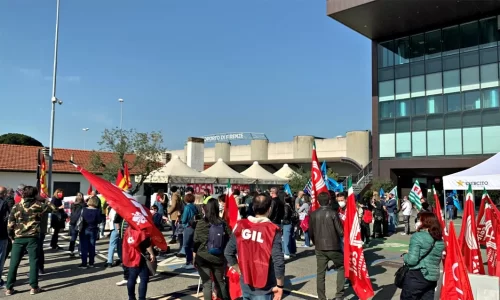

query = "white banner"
[{"left": 442, "top": 175, "right": 500, "bottom": 191}]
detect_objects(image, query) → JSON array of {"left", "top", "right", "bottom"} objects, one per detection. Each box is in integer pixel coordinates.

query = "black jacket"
[
  {"left": 193, "top": 218, "right": 232, "bottom": 266},
  {"left": 282, "top": 203, "right": 293, "bottom": 225},
  {"left": 309, "top": 206, "right": 344, "bottom": 251},
  {"left": 268, "top": 197, "right": 285, "bottom": 225}
]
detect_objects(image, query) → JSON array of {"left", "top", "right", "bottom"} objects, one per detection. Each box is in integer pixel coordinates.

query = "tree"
[
  {"left": 363, "top": 178, "right": 394, "bottom": 199},
  {"left": 88, "top": 128, "right": 166, "bottom": 195},
  {"left": 288, "top": 167, "right": 339, "bottom": 193},
  {"left": 0, "top": 133, "right": 43, "bottom": 147}
]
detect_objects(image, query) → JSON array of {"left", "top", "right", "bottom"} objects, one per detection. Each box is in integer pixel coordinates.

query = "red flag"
[
  {"left": 223, "top": 179, "right": 239, "bottom": 230},
  {"left": 441, "top": 221, "right": 474, "bottom": 300},
  {"left": 344, "top": 178, "right": 374, "bottom": 300},
  {"left": 39, "top": 153, "right": 49, "bottom": 198},
  {"left": 458, "top": 184, "right": 485, "bottom": 275},
  {"left": 477, "top": 191, "right": 488, "bottom": 246},
  {"left": 73, "top": 163, "right": 167, "bottom": 250},
  {"left": 124, "top": 162, "right": 132, "bottom": 190},
  {"left": 116, "top": 167, "right": 125, "bottom": 189},
  {"left": 483, "top": 200, "right": 498, "bottom": 276},
  {"left": 310, "top": 142, "right": 328, "bottom": 212},
  {"left": 87, "top": 184, "right": 93, "bottom": 195},
  {"left": 432, "top": 186, "right": 448, "bottom": 246}
]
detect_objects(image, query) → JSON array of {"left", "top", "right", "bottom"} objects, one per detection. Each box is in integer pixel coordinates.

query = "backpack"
[
  {"left": 362, "top": 209, "right": 373, "bottom": 224},
  {"left": 207, "top": 223, "right": 226, "bottom": 255}
]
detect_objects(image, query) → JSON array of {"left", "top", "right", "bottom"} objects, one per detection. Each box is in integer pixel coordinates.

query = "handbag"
[
  {"left": 394, "top": 240, "right": 436, "bottom": 289},
  {"left": 142, "top": 253, "right": 157, "bottom": 276}
]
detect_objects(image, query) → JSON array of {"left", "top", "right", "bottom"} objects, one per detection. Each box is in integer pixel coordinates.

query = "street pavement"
[{"left": 0, "top": 219, "right": 474, "bottom": 300}]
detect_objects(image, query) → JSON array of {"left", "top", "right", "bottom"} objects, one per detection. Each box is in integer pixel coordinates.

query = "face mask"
[
  {"left": 338, "top": 201, "right": 346, "bottom": 208},
  {"left": 57, "top": 193, "right": 63, "bottom": 199},
  {"left": 415, "top": 221, "right": 422, "bottom": 231}
]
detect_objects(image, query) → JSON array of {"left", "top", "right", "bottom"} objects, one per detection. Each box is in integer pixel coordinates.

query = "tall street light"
[
  {"left": 47, "top": 0, "right": 62, "bottom": 196},
  {"left": 118, "top": 98, "right": 124, "bottom": 130},
  {"left": 82, "top": 128, "right": 89, "bottom": 149}
]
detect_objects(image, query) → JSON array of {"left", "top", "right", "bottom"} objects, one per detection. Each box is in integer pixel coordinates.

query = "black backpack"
[{"left": 207, "top": 222, "right": 226, "bottom": 255}]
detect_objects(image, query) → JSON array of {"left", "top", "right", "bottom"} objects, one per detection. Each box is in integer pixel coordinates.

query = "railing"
[{"left": 342, "top": 160, "right": 373, "bottom": 189}]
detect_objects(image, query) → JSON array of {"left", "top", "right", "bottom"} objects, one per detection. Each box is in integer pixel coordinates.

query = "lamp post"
[
  {"left": 118, "top": 98, "right": 124, "bottom": 130},
  {"left": 47, "top": 0, "right": 62, "bottom": 197},
  {"left": 82, "top": 128, "right": 89, "bottom": 149}
]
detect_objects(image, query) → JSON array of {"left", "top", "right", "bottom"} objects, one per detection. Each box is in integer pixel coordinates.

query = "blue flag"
[
  {"left": 284, "top": 183, "right": 293, "bottom": 197},
  {"left": 452, "top": 190, "right": 463, "bottom": 212},
  {"left": 320, "top": 161, "right": 331, "bottom": 190},
  {"left": 379, "top": 188, "right": 385, "bottom": 198}
]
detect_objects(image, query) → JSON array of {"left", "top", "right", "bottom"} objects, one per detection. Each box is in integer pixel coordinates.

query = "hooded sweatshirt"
[{"left": 8, "top": 197, "right": 58, "bottom": 239}]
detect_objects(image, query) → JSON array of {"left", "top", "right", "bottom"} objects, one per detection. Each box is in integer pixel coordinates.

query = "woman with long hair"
[
  {"left": 193, "top": 198, "right": 231, "bottom": 300},
  {"left": 400, "top": 212, "right": 445, "bottom": 300},
  {"left": 68, "top": 193, "right": 86, "bottom": 257},
  {"left": 298, "top": 194, "right": 311, "bottom": 247},
  {"left": 50, "top": 188, "right": 66, "bottom": 250}
]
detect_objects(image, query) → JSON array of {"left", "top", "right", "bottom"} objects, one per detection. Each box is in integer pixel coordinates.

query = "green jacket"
[
  {"left": 404, "top": 231, "right": 445, "bottom": 281},
  {"left": 193, "top": 218, "right": 231, "bottom": 266},
  {"left": 8, "top": 198, "right": 58, "bottom": 239}
]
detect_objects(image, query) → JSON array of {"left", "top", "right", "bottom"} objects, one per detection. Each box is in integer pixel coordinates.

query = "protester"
[
  {"left": 282, "top": 196, "right": 297, "bottom": 259},
  {"left": 167, "top": 186, "right": 182, "bottom": 244},
  {"left": 298, "top": 195, "right": 311, "bottom": 247},
  {"left": 372, "top": 196, "right": 385, "bottom": 238},
  {"left": 401, "top": 196, "right": 412, "bottom": 235},
  {"left": 50, "top": 188, "right": 66, "bottom": 250},
  {"left": 309, "top": 192, "right": 345, "bottom": 300},
  {"left": 401, "top": 212, "right": 444, "bottom": 299},
  {"left": 386, "top": 192, "right": 397, "bottom": 234},
  {"left": 445, "top": 193, "right": 455, "bottom": 220},
  {"left": 359, "top": 199, "right": 372, "bottom": 246},
  {"left": 269, "top": 187, "right": 285, "bottom": 227},
  {"left": 122, "top": 226, "right": 155, "bottom": 300},
  {"left": 177, "top": 193, "right": 197, "bottom": 269},
  {"left": 0, "top": 187, "right": 10, "bottom": 287},
  {"left": 68, "top": 192, "right": 85, "bottom": 257},
  {"left": 5, "top": 186, "right": 58, "bottom": 295},
  {"left": 79, "top": 196, "right": 102, "bottom": 268},
  {"left": 151, "top": 205, "right": 163, "bottom": 231},
  {"left": 193, "top": 198, "right": 231, "bottom": 300},
  {"left": 105, "top": 206, "right": 119, "bottom": 268},
  {"left": 225, "top": 194, "right": 285, "bottom": 300}
]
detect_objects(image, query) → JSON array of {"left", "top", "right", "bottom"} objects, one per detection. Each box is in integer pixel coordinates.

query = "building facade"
[{"left": 328, "top": 0, "right": 500, "bottom": 191}]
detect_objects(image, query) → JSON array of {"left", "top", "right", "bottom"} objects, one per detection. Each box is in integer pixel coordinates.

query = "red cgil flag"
[
  {"left": 458, "top": 184, "right": 485, "bottom": 275},
  {"left": 481, "top": 189, "right": 500, "bottom": 276},
  {"left": 432, "top": 186, "right": 448, "bottom": 245},
  {"left": 344, "top": 178, "right": 374, "bottom": 300},
  {"left": 310, "top": 141, "right": 328, "bottom": 212},
  {"left": 73, "top": 163, "right": 167, "bottom": 250},
  {"left": 87, "top": 184, "right": 93, "bottom": 195},
  {"left": 441, "top": 221, "right": 474, "bottom": 300},
  {"left": 477, "top": 190, "right": 489, "bottom": 245}
]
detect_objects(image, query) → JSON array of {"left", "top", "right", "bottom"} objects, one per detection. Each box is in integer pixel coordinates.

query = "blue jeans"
[
  {"left": 182, "top": 226, "right": 194, "bottom": 264},
  {"left": 107, "top": 229, "right": 119, "bottom": 264},
  {"left": 68, "top": 225, "right": 81, "bottom": 253},
  {"left": 304, "top": 231, "right": 311, "bottom": 247},
  {"left": 447, "top": 205, "right": 454, "bottom": 220},
  {"left": 282, "top": 224, "right": 296, "bottom": 255},
  {"left": 388, "top": 212, "right": 396, "bottom": 233},
  {"left": 80, "top": 228, "right": 98, "bottom": 266},
  {"left": 0, "top": 239, "right": 8, "bottom": 277},
  {"left": 242, "top": 292, "right": 273, "bottom": 300},
  {"left": 127, "top": 260, "right": 149, "bottom": 300}
]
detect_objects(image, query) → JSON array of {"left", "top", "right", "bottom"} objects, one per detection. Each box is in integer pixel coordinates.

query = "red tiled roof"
[{"left": 0, "top": 144, "right": 139, "bottom": 174}]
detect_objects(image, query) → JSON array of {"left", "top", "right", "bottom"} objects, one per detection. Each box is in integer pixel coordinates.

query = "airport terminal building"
[{"left": 328, "top": 0, "right": 500, "bottom": 191}]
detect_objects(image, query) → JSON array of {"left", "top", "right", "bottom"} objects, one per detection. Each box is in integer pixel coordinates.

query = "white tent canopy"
[
  {"left": 142, "top": 155, "right": 216, "bottom": 184},
  {"left": 443, "top": 152, "right": 500, "bottom": 190},
  {"left": 202, "top": 158, "right": 256, "bottom": 184},
  {"left": 273, "top": 164, "right": 299, "bottom": 180},
  {"left": 241, "top": 161, "right": 288, "bottom": 184}
]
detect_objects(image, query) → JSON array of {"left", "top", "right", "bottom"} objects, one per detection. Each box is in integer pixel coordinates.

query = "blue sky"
[{"left": 0, "top": 0, "right": 371, "bottom": 151}]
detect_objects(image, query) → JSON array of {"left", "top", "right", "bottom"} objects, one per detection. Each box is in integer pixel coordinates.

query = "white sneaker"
[
  {"left": 184, "top": 264, "right": 194, "bottom": 270},
  {"left": 284, "top": 255, "right": 290, "bottom": 260},
  {"left": 400, "top": 233, "right": 407, "bottom": 235},
  {"left": 116, "top": 280, "right": 127, "bottom": 286},
  {"left": 136, "top": 277, "right": 140, "bottom": 284}
]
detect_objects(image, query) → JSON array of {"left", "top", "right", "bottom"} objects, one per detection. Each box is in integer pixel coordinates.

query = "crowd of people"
[{"left": 0, "top": 182, "right": 479, "bottom": 300}]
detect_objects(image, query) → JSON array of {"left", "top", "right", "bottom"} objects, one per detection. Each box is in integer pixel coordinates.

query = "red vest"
[
  {"left": 122, "top": 227, "right": 147, "bottom": 268},
  {"left": 234, "top": 219, "right": 278, "bottom": 289}
]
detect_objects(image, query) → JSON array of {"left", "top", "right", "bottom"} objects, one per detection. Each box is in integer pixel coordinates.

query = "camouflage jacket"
[{"left": 8, "top": 197, "right": 58, "bottom": 239}]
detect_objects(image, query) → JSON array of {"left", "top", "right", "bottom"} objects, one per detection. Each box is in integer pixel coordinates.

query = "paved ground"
[{"left": 0, "top": 218, "right": 475, "bottom": 300}]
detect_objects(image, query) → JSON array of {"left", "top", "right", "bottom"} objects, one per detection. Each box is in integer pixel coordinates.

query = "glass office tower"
[{"left": 377, "top": 17, "right": 500, "bottom": 159}]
